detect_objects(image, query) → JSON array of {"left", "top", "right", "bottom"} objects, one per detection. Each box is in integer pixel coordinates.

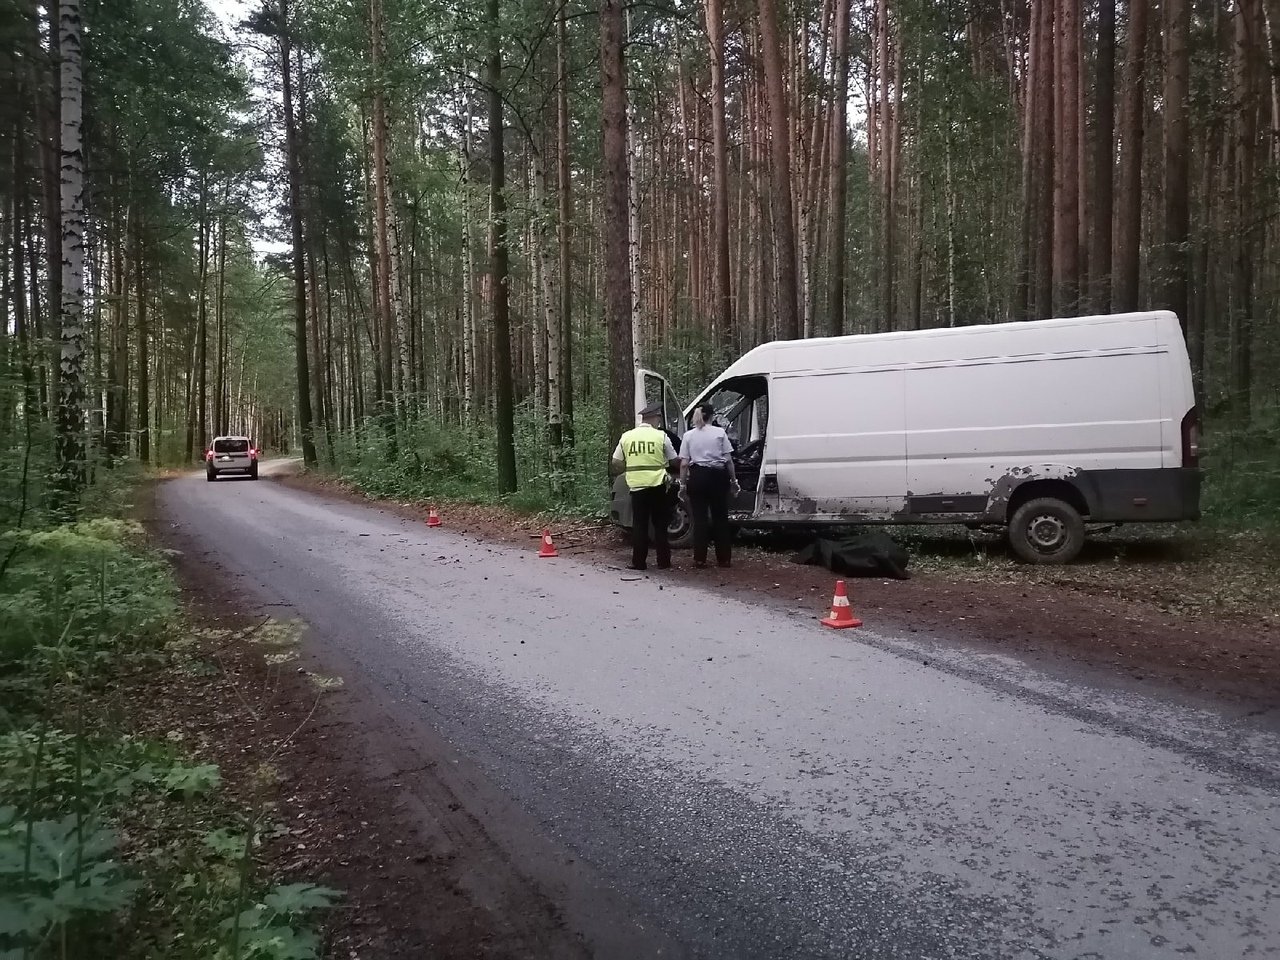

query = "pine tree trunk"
[
  {"left": 488, "top": 0, "right": 517, "bottom": 492},
  {"left": 626, "top": 9, "right": 643, "bottom": 366},
  {"left": 193, "top": 176, "right": 210, "bottom": 461},
  {"left": 1052, "top": 0, "right": 1080, "bottom": 315},
  {"left": 1113, "top": 0, "right": 1149, "bottom": 312},
  {"left": 135, "top": 226, "right": 149, "bottom": 463},
  {"left": 601, "top": 0, "right": 636, "bottom": 445},
  {"left": 1034, "top": 0, "right": 1055, "bottom": 318},
  {"left": 1161, "top": 0, "right": 1191, "bottom": 336},
  {"left": 214, "top": 209, "right": 228, "bottom": 435},
  {"left": 1090, "top": 0, "right": 1116, "bottom": 312},
  {"left": 460, "top": 104, "right": 477, "bottom": 422},
  {"left": 556, "top": 4, "right": 574, "bottom": 448},
  {"left": 370, "top": 0, "right": 397, "bottom": 419},
  {"left": 826, "top": 0, "right": 851, "bottom": 337},
  {"left": 705, "top": 0, "right": 733, "bottom": 337},
  {"left": 1230, "top": 0, "right": 1263, "bottom": 422},
  {"left": 1017, "top": 0, "right": 1044, "bottom": 319},
  {"left": 757, "top": 0, "right": 801, "bottom": 339},
  {"left": 279, "top": 0, "right": 316, "bottom": 467}
]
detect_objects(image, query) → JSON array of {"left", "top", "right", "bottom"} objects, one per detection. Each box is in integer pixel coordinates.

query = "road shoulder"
[{"left": 270, "top": 466, "right": 1280, "bottom": 719}]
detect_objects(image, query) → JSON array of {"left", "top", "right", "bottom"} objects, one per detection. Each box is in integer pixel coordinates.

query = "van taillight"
[
  {"left": 249, "top": 448, "right": 258, "bottom": 459},
  {"left": 1181, "top": 408, "right": 1200, "bottom": 468}
]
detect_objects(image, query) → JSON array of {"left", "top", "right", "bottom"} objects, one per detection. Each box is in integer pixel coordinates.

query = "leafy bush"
[
  {"left": 0, "top": 466, "right": 336, "bottom": 958},
  {"left": 0, "top": 519, "right": 175, "bottom": 666},
  {"left": 329, "top": 400, "right": 615, "bottom": 519}
]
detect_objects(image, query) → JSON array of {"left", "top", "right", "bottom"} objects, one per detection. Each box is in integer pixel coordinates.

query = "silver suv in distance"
[{"left": 205, "top": 436, "right": 259, "bottom": 481}]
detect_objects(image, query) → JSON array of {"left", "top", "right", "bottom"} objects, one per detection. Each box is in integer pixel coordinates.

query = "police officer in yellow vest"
[{"left": 611, "top": 402, "right": 680, "bottom": 571}]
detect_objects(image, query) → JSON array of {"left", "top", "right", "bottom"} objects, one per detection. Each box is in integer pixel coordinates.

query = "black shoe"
[
  {"left": 627, "top": 563, "right": 647, "bottom": 571},
  {"left": 693, "top": 561, "right": 708, "bottom": 569},
  {"left": 656, "top": 561, "right": 671, "bottom": 570},
  {"left": 716, "top": 560, "right": 732, "bottom": 569}
]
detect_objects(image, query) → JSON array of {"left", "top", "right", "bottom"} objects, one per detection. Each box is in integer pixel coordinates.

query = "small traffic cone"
[
  {"left": 820, "top": 580, "right": 862, "bottom": 629},
  {"left": 426, "top": 505, "right": 442, "bottom": 527},
  {"left": 537, "top": 528, "right": 559, "bottom": 558}
]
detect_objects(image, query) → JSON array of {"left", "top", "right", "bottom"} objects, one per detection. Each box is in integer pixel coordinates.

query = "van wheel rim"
[
  {"left": 1028, "top": 515, "right": 1066, "bottom": 551},
  {"left": 669, "top": 503, "right": 689, "bottom": 537}
]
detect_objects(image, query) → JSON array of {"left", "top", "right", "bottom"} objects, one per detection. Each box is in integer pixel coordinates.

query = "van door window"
[
  {"left": 663, "top": 382, "right": 684, "bottom": 438},
  {"left": 702, "top": 377, "right": 768, "bottom": 448},
  {"left": 696, "top": 376, "right": 768, "bottom": 512},
  {"left": 643, "top": 373, "right": 664, "bottom": 414}
]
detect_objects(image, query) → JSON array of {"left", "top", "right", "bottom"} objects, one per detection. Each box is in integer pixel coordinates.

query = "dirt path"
[{"left": 274, "top": 469, "right": 1280, "bottom": 716}]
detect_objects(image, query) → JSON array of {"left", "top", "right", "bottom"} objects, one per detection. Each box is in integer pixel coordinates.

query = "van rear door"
[{"left": 213, "top": 437, "right": 252, "bottom": 471}]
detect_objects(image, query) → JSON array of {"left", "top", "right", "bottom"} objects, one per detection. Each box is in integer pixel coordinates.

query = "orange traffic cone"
[
  {"left": 820, "top": 580, "right": 862, "bottom": 629},
  {"left": 537, "top": 528, "right": 559, "bottom": 558},
  {"left": 426, "top": 505, "right": 442, "bottom": 527}
]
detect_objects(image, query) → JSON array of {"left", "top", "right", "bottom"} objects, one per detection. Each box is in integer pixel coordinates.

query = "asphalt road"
[{"left": 159, "top": 466, "right": 1280, "bottom": 960}]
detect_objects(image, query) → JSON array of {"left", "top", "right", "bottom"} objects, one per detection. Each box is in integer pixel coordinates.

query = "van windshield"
[
  {"left": 699, "top": 376, "right": 768, "bottom": 448},
  {"left": 214, "top": 439, "right": 249, "bottom": 453}
]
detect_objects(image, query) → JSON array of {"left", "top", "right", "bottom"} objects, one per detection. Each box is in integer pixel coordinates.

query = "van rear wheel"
[{"left": 1008, "top": 497, "right": 1085, "bottom": 564}]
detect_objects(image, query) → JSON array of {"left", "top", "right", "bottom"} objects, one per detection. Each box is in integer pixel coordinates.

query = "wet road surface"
[{"left": 159, "top": 468, "right": 1280, "bottom": 959}]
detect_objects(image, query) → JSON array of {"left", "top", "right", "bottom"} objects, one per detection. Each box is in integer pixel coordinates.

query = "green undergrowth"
[
  {"left": 0, "top": 480, "right": 337, "bottom": 958},
  {"left": 325, "top": 403, "right": 614, "bottom": 520},
  {"left": 1199, "top": 409, "right": 1280, "bottom": 532}
]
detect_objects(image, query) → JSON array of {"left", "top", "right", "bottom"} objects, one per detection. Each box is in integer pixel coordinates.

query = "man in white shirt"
[{"left": 679, "top": 403, "right": 739, "bottom": 568}]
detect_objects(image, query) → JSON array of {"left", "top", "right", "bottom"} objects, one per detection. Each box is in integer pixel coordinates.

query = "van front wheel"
[{"left": 1008, "top": 497, "right": 1085, "bottom": 564}]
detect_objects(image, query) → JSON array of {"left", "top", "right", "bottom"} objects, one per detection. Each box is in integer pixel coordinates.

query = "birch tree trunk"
[
  {"left": 55, "top": 0, "right": 86, "bottom": 499},
  {"left": 602, "top": 0, "right": 636, "bottom": 444}
]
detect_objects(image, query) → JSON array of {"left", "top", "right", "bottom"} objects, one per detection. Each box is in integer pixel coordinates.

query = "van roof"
[{"left": 711, "top": 310, "right": 1179, "bottom": 382}]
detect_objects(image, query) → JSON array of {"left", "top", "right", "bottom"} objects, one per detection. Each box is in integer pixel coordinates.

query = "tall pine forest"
[{"left": 2, "top": 0, "right": 1279, "bottom": 521}]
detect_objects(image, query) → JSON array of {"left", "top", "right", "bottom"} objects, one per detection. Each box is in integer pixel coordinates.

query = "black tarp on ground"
[{"left": 790, "top": 531, "right": 911, "bottom": 580}]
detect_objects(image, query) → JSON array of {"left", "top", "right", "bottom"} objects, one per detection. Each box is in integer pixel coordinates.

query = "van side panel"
[
  {"left": 765, "top": 370, "right": 907, "bottom": 516},
  {"left": 905, "top": 349, "right": 1166, "bottom": 503}
]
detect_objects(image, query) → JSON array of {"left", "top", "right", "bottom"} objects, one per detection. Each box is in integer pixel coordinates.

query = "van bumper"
[{"left": 1076, "top": 468, "right": 1202, "bottom": 522}]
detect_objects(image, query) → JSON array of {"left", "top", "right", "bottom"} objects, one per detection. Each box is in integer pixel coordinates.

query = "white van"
[{"left": 611, "top": 311, "right": 1202, "bottom": 563}]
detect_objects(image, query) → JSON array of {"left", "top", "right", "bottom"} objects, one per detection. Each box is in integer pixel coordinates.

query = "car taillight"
[
  {"left": 249, "top": 448, "right": 257, "bottom": 459},
  {"left": 205, "top": 450, "right": 213, "bottom": 461},
  {"left": 1180, "top": 407, "right": 1200, "bottom": 468}
]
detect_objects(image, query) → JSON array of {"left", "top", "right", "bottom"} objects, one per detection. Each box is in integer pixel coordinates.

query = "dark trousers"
[
  {"left": 630, "top": 485, "right": 672, "bottom": 569},
  {"left": 688, "top": 465, "right": 732, "bottom": 566}
]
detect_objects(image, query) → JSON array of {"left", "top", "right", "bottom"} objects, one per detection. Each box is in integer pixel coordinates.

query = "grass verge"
[{"left": 0, "top": 474, "right": 338, "bottom": 959}]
